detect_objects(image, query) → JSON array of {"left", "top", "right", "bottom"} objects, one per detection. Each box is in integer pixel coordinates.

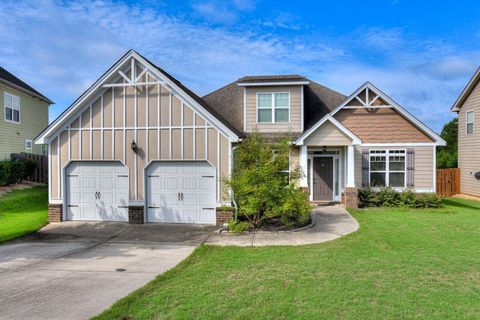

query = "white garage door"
[
  {"left": 146, "top": 161, "right": 216, "bottom": 224},
  {"left": 66, "top": 161, "right": 129, "bottom": 221}
]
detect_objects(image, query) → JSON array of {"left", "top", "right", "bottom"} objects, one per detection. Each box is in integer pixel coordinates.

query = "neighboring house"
[
  {"left": 36, "top": 50, "right": 445, "bottom": 225},
  {"left": 0, "top": 67, "right": 53, "bottom": 159},
  {"left": 451, "top": 67, "right": 480, "bottom": 197}
]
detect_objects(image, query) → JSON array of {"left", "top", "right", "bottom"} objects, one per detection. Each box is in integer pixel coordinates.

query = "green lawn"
[
  {"left": 0, "top": 186, "right": 48, "bottom": 243},
  {"left": 95, "top": 198, "right": 480, "bottom": 320}
]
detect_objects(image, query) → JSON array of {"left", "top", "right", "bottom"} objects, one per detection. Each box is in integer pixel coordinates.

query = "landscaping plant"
[
  {"left": 225, "top": 133, "right": 311, "bottom": 229},
  {"left": 358, "top": 187, "right": 441, "bottom": 208}
]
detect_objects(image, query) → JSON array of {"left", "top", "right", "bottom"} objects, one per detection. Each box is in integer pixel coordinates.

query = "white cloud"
[{"left": 0, "top": 0, "right": 475, "bottom": 132}]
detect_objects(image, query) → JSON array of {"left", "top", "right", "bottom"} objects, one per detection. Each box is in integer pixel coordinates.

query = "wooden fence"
[
  {"left": 436, "top": 168, "right": 460, "bottom": 197},
  {"left": 21, "top": 153, "right": 48, "bottom": 184}
]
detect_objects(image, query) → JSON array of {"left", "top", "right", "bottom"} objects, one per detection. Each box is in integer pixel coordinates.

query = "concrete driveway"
[{"left": 0, "top": 222, "right": 216, "bottom": 320}]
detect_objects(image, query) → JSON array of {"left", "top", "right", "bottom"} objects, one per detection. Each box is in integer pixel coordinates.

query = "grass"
[
  {"left": 0, "top": 186, "right": 48, "bottom": 243},
  {"left": 94, "top": 198, "right": 480, "bottom": 320}
]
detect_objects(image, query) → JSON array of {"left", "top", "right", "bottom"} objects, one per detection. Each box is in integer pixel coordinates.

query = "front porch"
[{"left": 294, "top": 115, "right": 362, "bottom": 208}]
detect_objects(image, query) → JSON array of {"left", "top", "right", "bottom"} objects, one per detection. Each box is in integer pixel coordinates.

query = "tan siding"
[
  {"left": 160, "top": 86, "right": 170, "bottom": 126},
  {"left": 335, "top": 108, "right": 433, "bottom": 143},
  {"left": 103, "top": 130, "right": 113, "bottom": 159},
  {"left": 458, "top": 81, "right": 480, "bottom": 196},
  {"left": 114, "top": 87, "right": 123, "bottom": 127},
  {"left": 92, "top": 98, "right": 101, "bottom": 127},
  {"left": 51, "top": 137, "right": 59, "bottom": 199},
  {"left": 59, "top": 131, "right": 69, "bottom": 198},
  {"left": 354, "top": 146, "right": 434, "bottom": 190},
  {"left": 208, "top": 128, "right": 217, "bottom": 167},
  {"left": 148, "top": 129, "right": 158, "bottom": 160},
  {"left": 137, "top": 86, "right": 147, "bottom": 128},
  {"left": 70, "top": 130, "right": 79, "bottom": 159},
  {"left": 160, "top": 129, "right": 169, "bottom": 159},
  {"left": 114, "top": 130, "right": 123, "bottom": 160},
  {"left": 103, "top": 88, "right": 113, "bottom": 127},
  {"left": 125, "top": 130, "right": 135, "bottom": 199},
  {"left": 137, "top": 130, "right": 146, "bottom": 199},
  {"left": 196, "top": 128, "right": 206, "bottom": 159},
  {"left": 172, "top": 96, "right": 181, "bottom": 126},
  {"left": 125, "top": 87, "right": 135, "bottom": 127},
  {"left": 92, "top": 130, "right": 101, "bottom": 159},
  {"left": 304, "top": 121, "right": 352, "bottom": 146},
  {"left": 81, "top": 131, "right": 90, "bottom": 159},
  {"left": 220, "top": 135, "right": 229, "bottom": 200},
  {"left": 171, "top": 129, "right": 181, "bottom": 158},
  {"left": 183, "top": 129, "right": 193, "bottom": 159},
  {"left": 47, "top": 64, "right": 231, "bottom": 204},
  {"left": 148, "top": 85, "right": 158, "bottom": 127},
  {"left": 245, "top": 85, "right": 302, "bottom": 133}
]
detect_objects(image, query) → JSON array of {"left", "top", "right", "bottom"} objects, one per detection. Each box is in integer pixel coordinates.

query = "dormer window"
[{"left": 257, "top": 92, "right": 290, "bottom": 123}]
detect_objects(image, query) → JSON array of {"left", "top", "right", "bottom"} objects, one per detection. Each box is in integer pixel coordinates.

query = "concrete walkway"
[
  {"left": 205, "top": 205, "right": 359, "bottom": 246},
  {"left": 0, "top": 222, "right": 216, "bottom": 320}
]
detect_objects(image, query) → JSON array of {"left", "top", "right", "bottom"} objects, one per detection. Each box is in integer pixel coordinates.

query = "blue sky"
[{"left": 1, "top": 0, "right": 479, "bottom": 132}]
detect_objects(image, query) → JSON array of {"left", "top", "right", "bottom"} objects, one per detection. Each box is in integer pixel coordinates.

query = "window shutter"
[
  {"left": 407, "top": 148, "right": 415, "bottom": 187},
  {"left": 362, "top": 149, "right": 369, "bottom": 187}
]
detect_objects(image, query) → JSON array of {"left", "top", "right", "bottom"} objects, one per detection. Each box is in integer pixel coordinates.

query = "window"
[
  {"left": 467, "top": 111, "right": 474, "bottom": 135},
  {"left": 25, "top": 139, "right": 32, "bottom": 153},
  {"left": 257, "top": 92, "right": 289, "bottom": 123},
  {"left": 4, "top": 92, "right": 20, "bottom": 123},
  {"left": 369, "top": 150, "right": 406, "bottom": 188},
  {"left": 41, "top": 144, "right": 48, "bottom": 155}
]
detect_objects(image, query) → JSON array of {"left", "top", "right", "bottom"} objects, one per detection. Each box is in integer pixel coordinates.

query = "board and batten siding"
[
  {"left": 354, "top": 146, "right": 434, "bottom": 190},
  {"left": 457, "top": 81, "right": 480, "bottom": 197},
  {"left": 335, "top": 108, "right": 434, "bottom": 143},
  {"left": 49, "top": 81, "right": 231, "bottom": 204},
  {"left": 245, "top": 85, "right": 302, "bottom": 133},
  {"left": 0, "top": 83, "right": 49, "bottom": 159}
]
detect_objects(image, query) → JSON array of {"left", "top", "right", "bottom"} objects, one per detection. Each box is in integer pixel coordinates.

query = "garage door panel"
[
  {"left": 146, "top": 161, "right": 216, "bottom": 224},
  {"left": 66, "top": 161, "right": 129, "bottom": 221}
]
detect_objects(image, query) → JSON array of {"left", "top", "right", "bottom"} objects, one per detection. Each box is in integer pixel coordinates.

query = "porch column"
[
  {"left": 299, "top": 145, "right": 308, "bottom": 187},
  {"left": 346, "top": 145, "right": 355, "bottom": 187}
]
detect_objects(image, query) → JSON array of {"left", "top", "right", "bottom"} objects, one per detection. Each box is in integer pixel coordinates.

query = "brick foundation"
[
  {"left": 128, "top": 205, "right": 144, "bottom": 224},
  {"left": 48, "top": 204, "right": 63, "bottom": 223},
  {"left": 216, "top": 208, "right": 233, "bottom": 226},
  {"left": 344, "top": 187, "right": 358, "bottom": 209}
]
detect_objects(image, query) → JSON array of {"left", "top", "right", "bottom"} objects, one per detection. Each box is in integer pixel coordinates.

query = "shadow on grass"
[{"left": 442, "top": 198, "right": 480, "bottom": 211}]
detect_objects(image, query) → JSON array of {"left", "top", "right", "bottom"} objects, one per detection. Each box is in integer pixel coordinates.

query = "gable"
[
  {"left": 304, "top": 120, "right": 352, "bottom": 146},
  {"left": 330, "top": 82, "right": 444, "bottom": 145},
  {"left": 36, "top": 50, "right": 239, "bottom": 144}
]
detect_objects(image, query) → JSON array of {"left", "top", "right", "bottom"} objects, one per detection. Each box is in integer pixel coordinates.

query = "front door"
[{"left": 313, "top": 157, "right": 334, "bottom": 201}]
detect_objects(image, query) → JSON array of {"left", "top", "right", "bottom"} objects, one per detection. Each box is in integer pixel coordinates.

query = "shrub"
[
  {"left": 224, "top": 132, "right": 312, "bottom": 228},
  {"left": 227, "top": 220, "right": 251, "bottom": 233},
  {"left": 0, "top": 159, "right": 37, "bottom": 186},
  {"left": 359, "top": 187, "right": 441, "bottom": 208}
]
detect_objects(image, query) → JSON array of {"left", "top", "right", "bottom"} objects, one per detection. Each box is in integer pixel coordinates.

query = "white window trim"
[
  {"left": 4, "top": 92, "right": 20, "bottom": 124},
  {"left": 466, "top": 111, "right": 474, "bottom": 135},
  {"left": 25, "top": 139, "right": 33, "bottom": 153},
  {"left": 369, "top": 149, "right": 407, "bottom": 188},
  {"left": 256, "top": 92, "right": 290, "bottom": 123},
  {"left": 41, "top": 144, "right": 48, "bottom": 155}
]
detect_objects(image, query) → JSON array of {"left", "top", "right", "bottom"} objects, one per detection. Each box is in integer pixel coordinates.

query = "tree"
[
  {"left": 437, "top": 118, "right": 458, "bottom": 169},
  {"left": 225, "top": 132, "right": 311, "bottom": 228}
]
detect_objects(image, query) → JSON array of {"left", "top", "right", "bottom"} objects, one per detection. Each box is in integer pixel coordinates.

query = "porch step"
[{"left": 311, "top": 201, "right": 337, "bottom": 206}]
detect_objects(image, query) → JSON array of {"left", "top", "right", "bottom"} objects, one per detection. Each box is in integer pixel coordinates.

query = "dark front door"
[{"left": 313, "top": 157, "right": 334, "bottom": 201}]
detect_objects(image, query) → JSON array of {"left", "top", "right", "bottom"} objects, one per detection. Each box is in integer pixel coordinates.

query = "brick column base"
[
  {"left": 48, "top": 204, "right": 62, "bottom": 223},
  {"left": 128, "top": 206, "right": 144, "bottom": 224},
  {"left": 344, "top": 187, "right": 358, "bottom": 209},
  {"left": 216, "top": 208, "right": 233, "bottom": 226}
]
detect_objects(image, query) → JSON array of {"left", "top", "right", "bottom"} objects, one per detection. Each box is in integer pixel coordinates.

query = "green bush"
[
  {"left": 224, "top": 132, "right": 312, "bottom": 228},
  {"left": 227, "top": 220, "right": 251, "bottom": 233},
  {"left": 0, "top": 159, "right": 37, "bottom": 186},
  {"left": 358, "top": 187, "right": 441, "bottom": 208}
]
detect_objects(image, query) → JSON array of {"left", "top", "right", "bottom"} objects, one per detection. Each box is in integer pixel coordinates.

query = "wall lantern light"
[{"left": 131, "top": 140, "right": 138, "bottom": 153}]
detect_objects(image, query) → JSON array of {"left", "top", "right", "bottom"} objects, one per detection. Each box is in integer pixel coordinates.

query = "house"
[
  {"left": 1, "top": 67, "right": 53, "bottom": 159},
  {"left": 36, "top": 50, "right": 445, "bottom": 225},
  {"left": 451, "top": 67, "right": 480, "bottom": 197}
]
